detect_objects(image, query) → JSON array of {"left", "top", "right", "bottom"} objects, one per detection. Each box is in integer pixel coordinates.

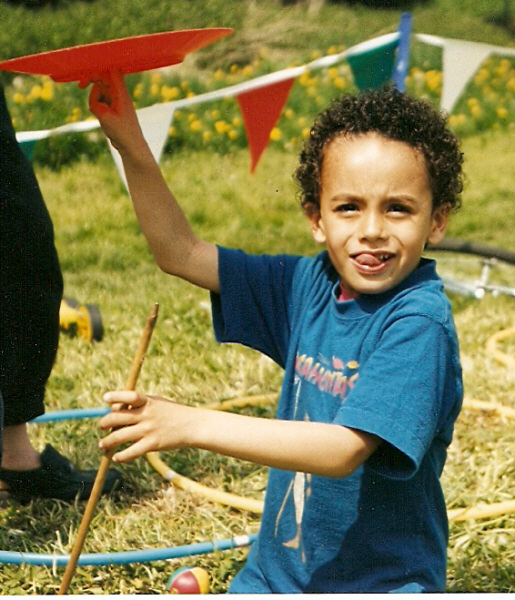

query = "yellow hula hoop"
[
  {"left": 448, "top": 499, "right": 515, "bottom": 522},
  {"left": 145, "top": 393, "right": 277, "bottom": 514}
]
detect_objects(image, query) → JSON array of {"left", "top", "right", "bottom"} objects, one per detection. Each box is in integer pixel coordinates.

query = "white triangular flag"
[{"left": 109, "top": 102, "right": 175, "bottom": 190}]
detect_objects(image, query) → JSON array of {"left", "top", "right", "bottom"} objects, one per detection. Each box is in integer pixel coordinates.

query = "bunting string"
[{"left": 12, "top": 29, "right": 515, "bottom": 178}]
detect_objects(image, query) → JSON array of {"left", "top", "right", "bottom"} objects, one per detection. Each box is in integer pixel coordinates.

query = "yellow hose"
[
  {"left": 145, "top": 451, "right": 264, "bottom": 514},
  {"left": 144, "top": 393, "right": 277, "bottom": 513},
  {"left": 448, "top": 499, "right": 515, "bottom": 522}
]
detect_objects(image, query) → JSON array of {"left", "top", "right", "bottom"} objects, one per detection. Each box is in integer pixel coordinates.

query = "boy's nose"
[{"left": 359, "top": 211, "right": 386, "bottom": 241}]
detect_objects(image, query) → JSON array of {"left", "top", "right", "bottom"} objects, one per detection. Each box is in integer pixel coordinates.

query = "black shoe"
[{"left": 0, "top": 444, "right": 122, "bottom": 503}]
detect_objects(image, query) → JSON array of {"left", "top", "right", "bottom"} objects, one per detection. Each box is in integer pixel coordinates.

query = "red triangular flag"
[{"left": 237, "top": 77, "right": 295, "bottom": 173}]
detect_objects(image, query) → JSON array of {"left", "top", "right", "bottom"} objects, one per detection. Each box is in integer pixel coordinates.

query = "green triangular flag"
[
  {"left": 19, "top": 139, "right": 37, "bottom": 162},
  {"left": 347, "top": 38, "right": 398, "bottom": 90}
]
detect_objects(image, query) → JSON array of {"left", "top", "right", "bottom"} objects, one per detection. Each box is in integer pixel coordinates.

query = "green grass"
[
  {"left": 0, "top": 130, "right": 514, "bottom": 593},
  {"left": 0, "top": 0, "right": 514, "bottom": 593}
]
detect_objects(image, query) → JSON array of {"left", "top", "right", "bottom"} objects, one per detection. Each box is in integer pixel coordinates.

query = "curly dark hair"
[{"left": 295, "top": 87, "right": 463, "bottom": 212}]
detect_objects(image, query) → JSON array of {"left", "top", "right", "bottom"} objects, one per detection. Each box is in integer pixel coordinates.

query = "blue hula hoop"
[
  {"left": 0, "top": 534, "right": 258, "bottom": 566},
  {"left": 0, "top": 408, "right": 257, "bottom": 567}
]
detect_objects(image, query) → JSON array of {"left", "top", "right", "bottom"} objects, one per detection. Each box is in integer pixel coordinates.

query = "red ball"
[{"left": 166, "top": 566, "right": 209, "bottom": 594}]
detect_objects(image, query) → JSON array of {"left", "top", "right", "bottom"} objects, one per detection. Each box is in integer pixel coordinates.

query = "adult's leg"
[{"left": 0, "top": 85, "right": 121, "bottom": 501}]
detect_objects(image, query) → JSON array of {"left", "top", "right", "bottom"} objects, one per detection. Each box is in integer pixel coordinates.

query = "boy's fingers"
[
  {"left": 103, "top": 390, "right": 146, "bottom": 406},
  {"left": 112, "top": 439, "right": 151, "bottom": 463},
  {"left": 99, "top": 432, "right": 150, "bottom": 463},
  {"left": 98, "top": 409, "right": 139, "bottom": 431}
]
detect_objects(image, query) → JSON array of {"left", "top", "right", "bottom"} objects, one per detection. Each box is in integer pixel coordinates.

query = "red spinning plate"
[{"left": 0, "top": 28, "right": 233, "bottom": 82}]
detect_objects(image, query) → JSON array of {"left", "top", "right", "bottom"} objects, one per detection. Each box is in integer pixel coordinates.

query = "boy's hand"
[
  {"left": 82, "top": 70, "right": 144, "bottom": 156},
  {"left": 99, "top": 391, "right": 193, "bottom": 463}
]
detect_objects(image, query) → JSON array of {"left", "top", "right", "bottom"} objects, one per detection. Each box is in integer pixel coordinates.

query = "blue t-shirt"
[{"left": 211, "top": 248, "right": 463, "bottom": 593}]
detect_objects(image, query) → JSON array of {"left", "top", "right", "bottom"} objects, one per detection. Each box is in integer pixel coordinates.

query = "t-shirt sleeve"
[
  {"left": 334, "top": 315, "right": 458, "bottom": 480},
  {"left": 210, "top": 246, "right": 303, "bottom": 367}
]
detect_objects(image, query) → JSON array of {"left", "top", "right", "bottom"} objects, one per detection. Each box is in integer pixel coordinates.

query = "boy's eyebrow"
[{"left": 327, "top": 193, "right": 419, "bottom": 205}]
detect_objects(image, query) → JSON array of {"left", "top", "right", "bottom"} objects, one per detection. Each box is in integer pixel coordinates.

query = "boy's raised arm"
[{"left": 88, "top": 71, "right": 219, "bottom": 292}]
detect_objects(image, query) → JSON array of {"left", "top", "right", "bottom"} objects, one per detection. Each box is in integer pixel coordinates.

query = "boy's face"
[{"left": 308, "top": 133, "right": 449, "bottom": 295}]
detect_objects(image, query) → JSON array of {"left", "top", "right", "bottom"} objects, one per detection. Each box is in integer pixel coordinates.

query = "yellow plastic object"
[
  {"left": 146, "top": 451, "right": 264, "bottom": 514},
  {"left": 59, "top": 298, "right": 104, "bottom": 342}
]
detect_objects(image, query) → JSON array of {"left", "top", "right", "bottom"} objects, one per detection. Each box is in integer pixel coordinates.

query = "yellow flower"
[
  {"left": 496, "top": 59, "right": 511, "bottom": 77},
  {"left": 161, "top": 86, "right": 180, "bottom": 102},
  {"left": 168, "top": 125, "right": 177, "bottom": 136},
  {"left": 232, "top": 116, "right": 242, "bottom": 126},
  {"left": 448, "top": 114, "right": 467, "bottom": 128},
  {"left": 211, "top": 109, "right": 220, "bottom": 119},
  {"left": 13, "top": 92, "right": 24, "bottom": 104},
  {"left": 133, "top": 83, "right": 143, "bottom": 100},
  {"left": 302, "top": 127, "right": 310, "bottom": 138},
  {"left": 299, "top": 72, "right": 316, "bottom": 87},
  {"left": 150, "top": 83, "right": 160, "bottom": 97},
  {"left": 190, "top": 119, "right": 202, "bottom": 132},
  {"left": 228, "top": 129, "right": 238, "bottom": 140},
  {"left": 30, "top": 85, "right": 42, "bottom": 101},
  {"left": 151, "top": 73, "right": 163, "bottom": 85},
  {"left": 473, "top": 68, "right": 489, "bottom": 86},
  {"left": 409, "top": 67, "right": 425, "bottom": 87},
  {"left": 470, "top": 104, "right": 482, "bottom": 118},
  {"left": 214, "top": 69, "right": 224, "bottom": 81},
  {"left": 230, "top": 64, "right": 239, "bottom": 74},
  {"left": 215, "top": 120, "right": 229, "bottom": 134},
  {"left": 328, "top": 67, "right": 339, "bottom": 79},
  {"left": 270, "top": 127, "right": 282, "bottom": 141},
  {"left": 496, "top": 106, "right": 508, "bottom": 119},
  {"left": 242, "top": 65, "right": 253, "bottom": 77},
  {"left": 297, "top": 116, "right": 307, "bottom": 127},
  {"left": 202, "top": 130, "right": 212, "bottom": 142},
  {"left": 333, "top": 76, "right": 346, "bottom": 90},
  {"left": 424, "top": 70, "right": 442, "bottom": 92},
  {"left": 186, "top": 91, "right": 196, "bottom": 98},
  {"left": 284, "top": 108, "right": 294, "bottom": 120},
  {"left": 40, "top": 80, "right": 54, "bottom": 101}
]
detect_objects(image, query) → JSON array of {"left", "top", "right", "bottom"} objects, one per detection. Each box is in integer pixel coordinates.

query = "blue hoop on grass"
[{"left": 0, "top": 408, "right": 256, "bottom": 566}]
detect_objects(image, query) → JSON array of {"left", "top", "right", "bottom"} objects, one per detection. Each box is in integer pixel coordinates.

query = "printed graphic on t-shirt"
[
  {"left": 295, "top": 352, "right": 359, "bottom": 401},
  {"left": 274, "top": 356, "right": 359, "bottom": 563}
]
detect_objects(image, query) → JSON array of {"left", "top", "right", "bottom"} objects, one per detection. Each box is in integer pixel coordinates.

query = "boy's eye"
[
  {"left": 335, "top": 203, "right": 358, "bottom": 212},
  {"left": 388, "top": 203, "right": 411, "bottom": 214}
]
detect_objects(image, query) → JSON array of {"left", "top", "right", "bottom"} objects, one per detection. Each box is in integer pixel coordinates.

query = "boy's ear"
[
  {"left": 427, "top": 203, "right": 451, "bottom": 246},
  {"left": 305, "top": 203, "right": 326, "bottom": 244}
]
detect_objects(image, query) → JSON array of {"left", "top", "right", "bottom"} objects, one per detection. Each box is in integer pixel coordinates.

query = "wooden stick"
[{"left": 58, "top": 303, "right": 159, "bottom": 595}]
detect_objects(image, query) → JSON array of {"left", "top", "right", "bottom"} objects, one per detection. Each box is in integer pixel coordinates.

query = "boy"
[{"left": 91, "top": 72, "right": 463, "bottom": 592}]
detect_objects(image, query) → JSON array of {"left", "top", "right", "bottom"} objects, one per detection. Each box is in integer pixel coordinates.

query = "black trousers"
[{"left": 0, "top": 84, "right": 63, "bottom": 447}]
